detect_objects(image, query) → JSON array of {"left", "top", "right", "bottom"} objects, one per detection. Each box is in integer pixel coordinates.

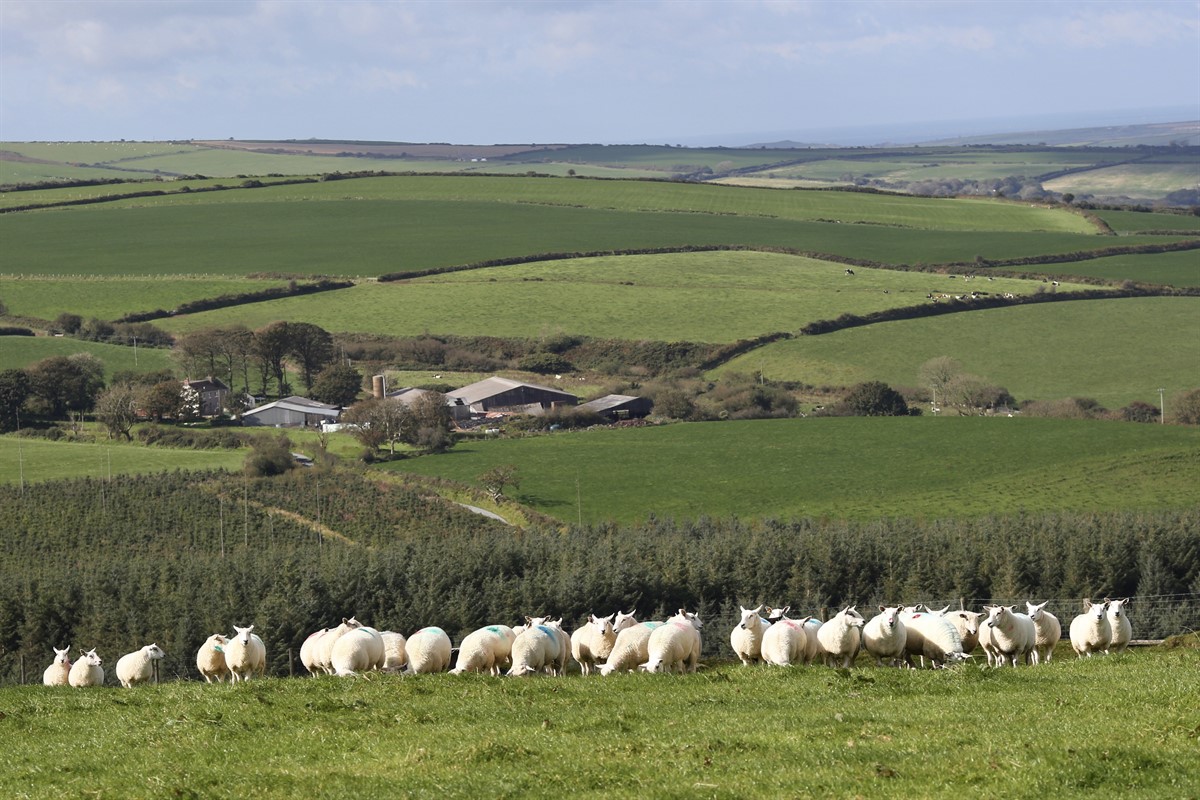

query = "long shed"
[
  {"left": 242, "top": 396, "right": 342, "bottom": 428},
  {"left": 445, "top": 377, "right": 577, "bottom": 415}
]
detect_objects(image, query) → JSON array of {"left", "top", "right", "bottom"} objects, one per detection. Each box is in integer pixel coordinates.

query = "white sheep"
[
  {"left": 405, "top": 626, "right": 452, "bottom": 674},
  {"left": 541, "top": 618, "right": 571, "bottom": 676},
  {"left": 68, "top": 648, "right": 104, "bottom": 687},
  {"left": 452, "top": 625, "right": 517, "bottom": 675},
  {"left": 116, "top": 643, "right": 167, "bottom": 688},
  {"left": 1026, "top": 601, "right": 1062, "bottom": 665},
  {"left": 196, "top": 634, "right": 230, "bottom": 683},
  {"left": 729, "top": 605, "right": 767, "bottom": 666},
  {"left": 801, "top": 617, "right": 824, "bottom": 665},
  {"left": 224, "top": 625, "right": 267, "bottom": 682},
  {"left": 760, "top": 614, "right": 813, "bottom": 666},
  {"left": 862, "top": 606, "right": 907, "bottom": 667},
  {"left": 936, "top": 608, "right": 983, "bottom": 655},
  {"left": 817, "top": 606, "right": 864, "bottom": 668},
  {"left": 299, "top": 628, "right": 328, "bottom": 676},
  {"left": 641, "top": 610, "right": 703, "bottom": 674},
  {"left": 598, "top": 621, "right": 664, "bottom": 675},
  {"left": 331, "top": 626, "right": 386, "bottom": 676},
  {"left": 42, "top": 646, "right": 72, "bottom": 686},
  {"left": 508, "top": 623, "right": 561, "bottom": 677},
  {"left": 1105, "top": 598, "right": 1132, "bottom": 654},
  {"left": 982, "top": 605, "right": 1036, "bottom": 667},
  {"left": 571, "top": 613, "right": 618, "bottom": 675},
  {"left": 901, "top": 610, "right": 970, "bottom": 668},
  {"left": 312, "top": 617, "right": 361, "bottom": 675},
  {"left": 380, "top": 631, "right": 408, "bottom": 672},
  {"left": 1069, "top": 599, "right": 1112, "bottom": 658}
]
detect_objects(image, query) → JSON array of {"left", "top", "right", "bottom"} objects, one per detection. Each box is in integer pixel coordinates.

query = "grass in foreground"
[
  {"left": 1, "top": 652, "right": 1195, "bottom": 799},
  {"left": 380, "top": 417, "right": 1200, "bottom": 524}
]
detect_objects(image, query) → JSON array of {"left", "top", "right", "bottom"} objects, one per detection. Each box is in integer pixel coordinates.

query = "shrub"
[
  {"left": 843, "top": 381, "right": 909, "bottom": 417},
  {"left": 517, "top": 352, "right": 573, "bottom": 374},
  {"left": 243, "top": 433, "right": 296, "bottom": 477},
  {"left": 1121, "top": 401, "right": 1161, "bottom": 423},
  {"left": 1171, "top": 388, "right": 1200, "bottom": 425}
]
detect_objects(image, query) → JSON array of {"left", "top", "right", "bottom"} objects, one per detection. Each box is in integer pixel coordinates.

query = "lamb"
[
  {"left": 598, "top": 621, "right": 664, "bottom": 675},
  {"left": 331, "top": 626, "right": 386, "bottom": 676},
  {"left": 1069, "top": 599, "right": 1112, "bottom": 658},
  {"left": 196, "top": 634, "right": 230, "bottom": 683},
  {"left": 983, "top": 605, "right": 1036, "bottom": 667},
  {"left": 42, "top": 646, "right": 72, "bottom": 686},
  {"left": 68, "top": 648, "right": 104, "bottom": 687},
  {"left": 760, "top": 614, "right": 814, "bottom": 666},
  {"left": 817, "top": 606, "right": 864, "bottom": 668},
  {"left": 380, "top": 631, "right": 408, "bottom": 672},
  {"left": 116, "top": 643, "right": 167, "bottom": 688},
  {"left": 224, "top": 625, "right": 267, "bottom": 682},
  {"left": 312, "top": 617, "right": 361, "bottom": 675},
  {"left": 901, "top": 610, "right": 970, "bottom": 668},
  {"left": 862, "top": 606, "right": 907, "bottom": 667},
  {"left": 1105, "top": 598, "right": 1132, "bottom": 654},
  {"left": 507, "top": 624, "right": 561, "bottom": 676},
  {"left": 299, "top": 628, "right": 328, "bottom": 676},
  {"left": 936, "top": 607, "right": 983, "bottom": 654},
  {"left": 729, "top": 605, "right": 768, "bottom": 666},
  {"left": 452, "top": 625, "right": 517, "bottom": 675},
  {"left": 641, "top": 610, "right": 703, "bottom": 674},
  {"left": 405, "top": 626, "right": 452, "bottom": 674},
  {"left": 571, "top": 613, "right": 619, "bottom": 675},
  {"left": 1026, "top": 601, "right": 1062, "bottom": 665}
]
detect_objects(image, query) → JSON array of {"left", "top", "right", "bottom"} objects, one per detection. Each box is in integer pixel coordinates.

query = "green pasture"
[
  {"left": 1, "top": 654, "right": 1196, "bottom": 799},
  {"left": 0, "top": 159, "right": 137, "bottom": 185},
  {"left": 0, "top": 276, "right": 289, "bottom": 322},
  {"left": 502, "top": 143, "right": 809, "bottom": 171},
  {"left": 0, "top": 176, "right": 309, "bottom": 210},
  {"left": 1, "top": 142, "right": 200, "bottom": 164},
  {"left": 0, "top": 436, "right": 243, "bottom": 484},
  {"left": 158, "top": 253, "right": 1093, "bottom": 342},
  {"left": 714, "top": 297, "right": 1200, "bottom": 408},
  {"left": 0, "top": 336, "right": 173, "bottom": 376},
  {"left": 1033, "top": 249, "right": 1199, "bottom": 287},
  {"left": 380, "top": 416, "right": 1200, "bottom": 524},
  {"left": 1093, "top": 209, "right": 1200, "bottom": 234},
  {"left": 1045, "top": 163, "right": 1200, "bottom": 199}
]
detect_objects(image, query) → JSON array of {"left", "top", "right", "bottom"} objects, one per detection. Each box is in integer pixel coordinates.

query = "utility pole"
[{"left": 1159, "top": 388, "right": 1166, "bottom": 424}]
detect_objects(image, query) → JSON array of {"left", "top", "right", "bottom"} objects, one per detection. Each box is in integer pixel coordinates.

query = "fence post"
[
  {"left": 289, "top": 648, "right": 294, "bottom": 678},
  {"left": 20, "top": 655, "right": 25, "bottom": 685}
]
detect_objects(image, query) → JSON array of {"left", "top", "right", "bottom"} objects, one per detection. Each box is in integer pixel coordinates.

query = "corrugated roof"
[
  {"left": 245, "top": 396, "right": 341, "bottom": 416},
  {"left": 578, "top": 394, "right": 644, "bottom": 413},
  {"left": 445, "top": 376, "right": 576, "bottom": 406}
]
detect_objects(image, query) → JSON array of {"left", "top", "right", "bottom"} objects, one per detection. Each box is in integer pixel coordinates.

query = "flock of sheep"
[{"left": 40, "top": 597, "right": 1134, "bottom": 687}]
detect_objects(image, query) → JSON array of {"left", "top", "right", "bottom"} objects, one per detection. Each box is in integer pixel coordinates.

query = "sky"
[{"left": 1, "top": 0, "right": 1198, "bottom": 145}]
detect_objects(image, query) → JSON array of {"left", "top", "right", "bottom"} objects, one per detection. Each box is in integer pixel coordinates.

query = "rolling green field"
[
  {"left": 1035, "top": 249, "right": 1200, "bottom": 287},
  {"left": 714, "top": 297, "right": 1200, "bottom": 408},
  {"left": 0, "top": 336, "right": 173, "bottom": 377},
  {"left": 380, "top": 417, "right": 1200, "bottom": 523},
  {"left": 158, "top": 253, "right": 1093, "bottom": 342},
  {"left": 2, "top": 653, "right": 1195, "bottom": 799},
  {"left": 1093, "top": 209, "right": 1200, "bottom": 234},
  {"left": 0, "top": 276, "right": 288, "bottom": 322},
  {"left": 0, "top": 436, "right": 245, "bottom": 484},
  {"left": 1045, "top": 164, "right": 1200, "bottom": 199}
]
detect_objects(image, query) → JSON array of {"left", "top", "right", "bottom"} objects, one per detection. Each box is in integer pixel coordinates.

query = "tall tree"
[
  {"left": 253, "top": 322, "right": 291, "bottom": 397},
  {"left": 0, "top": 369, "right": 31, "bottom": 431},
  {"left": 26, "top": 354, "right": 105, "bottom": 418},
  {"left": 310, "top": 363, "right": 362, "bottom": 407},
  {"left": 94, "top": 385, "right": 139, "bottom": 440},
  {"left": 287, "top": 323, "right": 334, "bottom": 392}
]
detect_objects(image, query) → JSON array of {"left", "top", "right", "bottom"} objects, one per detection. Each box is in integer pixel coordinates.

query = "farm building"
[
  {"left": 242, "top": 396, "right": 341, "bottom": 428},
  {"left": 182, "top": 376, "right": 230, "bottom": 417},
  {"left": 446, "top": 377, "right": 577, "bottom": 416},
  {"left": 386, "top": 387, "right": 447, "bottom": 408},
  {"left": 578, "top": 394, "right": 654, "bottom": 422}
]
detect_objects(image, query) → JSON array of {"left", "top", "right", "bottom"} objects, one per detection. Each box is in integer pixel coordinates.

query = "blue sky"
[{"left": 2, "top": 0, "right": 1197, "bottom": 144}]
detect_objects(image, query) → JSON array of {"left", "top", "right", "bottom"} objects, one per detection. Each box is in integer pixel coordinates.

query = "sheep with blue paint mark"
[
  {"left": 331, "top": 626, "right": 386, "bottom": 676},
  {"left": 405, "top": 626, "right": 452, "bottom": 674},
  {"left": 508, "top": 623, "right": 561, "bottom": 676},
  {"left": 452, "top": 625, "right": 517, "bottom": 675},
  {"left": 197, "top": 634, "right": 230, "bottom": 683},
  {"left": 598, "top": 620, "right": 664, "bottom": 675},
  {"left": 641, "top": 610, "right": 703, "bottom": 674}
]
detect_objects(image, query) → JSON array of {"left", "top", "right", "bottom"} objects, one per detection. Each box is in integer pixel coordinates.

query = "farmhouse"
[
  {"left": 578, "top": 394, "right": 654, "bottom": 422},
  {"left": 182, "top": 376, "right": 230, "bottom": 417},
  {"left": 446, "top": 377, "right": 577, "bottom": 416},
  {"left": 242, "top": 396, "right": 341, "bottom": 428}
]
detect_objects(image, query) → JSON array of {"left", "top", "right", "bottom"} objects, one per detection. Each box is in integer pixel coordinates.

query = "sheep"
[
  {"left": 901, "top": 610, "right": 970, "bottom": 668},
  {"left": 729, "top": 605, "right": 768, "bottom": 666},
  {"left": 541, "top": 618, "right": 571, "bottom": 676},
  {"left": 598, "top": 621, "right": 664, "bottom": 675},
  {"left": 801, "top": 616, "right": 824, "bottom": 665},
  {"left": 196, "top": 634, "right": 230, "bottom": 683},
  {"left": 1069, "top": 599, "right": 1112, "bottom": 658},
  {"left": 116, "top": 643, "right": 167, "bottom": 688},
  {"left": 1105, "top": 598, "right": 1132, "bottom": 655},
  {"left": 764, "top": 606, "right": 789, "bottom": 625},
  {"left": 405, "top": 626, "right": 452, "bottom": 674},
  {"left": 452, "top": 625, "right": 517, "bottom": 675},
  {"left": 331, "top": 626, "right": 386, "bottom": 676},
  {"left": 641, "top": 610, "right": 703, "bottom": 674},
  {"left": 68, "top": 648, "right": 104, "bottom": 687},
  {"left": 937, "top": 608, "right": 983, "bottom": 654},
  {"left": 817, "top": 606, "right": 864, "bottom": 668},
  {"left": 571, "top": 613, "right": 619, "bottom": 675},
  {"left": 983, "top": 605, "right": 1036, "bottom": 667},
  {"left": 299, "top": 628, "right": 328, "bottom": 676},
  {"left": 508, "top": 624, "right": 561, "bottom": 677},
  {"left": 380, "top": 631, "right": 408, "bottom": 672},
  {"left": 224, "top": 625, "right": 267, "bottom": 682},
  {"left": 760, "top": 614, "right": 814, "bottom": 666},
  {"left": 42, "top": 646, "right": 72, "bottom": 687},
  {"left": 862, "top": 606, "right": 907, "bottom": 667},
  {"left": 1026, "top": 601, "right": 1062, "bottom": 665},
  {"left": 312, "top": 617, "right": 361, "bottom": 675}
]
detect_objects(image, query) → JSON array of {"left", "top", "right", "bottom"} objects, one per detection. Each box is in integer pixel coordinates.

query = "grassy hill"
[
  {"left": 0, "top": 336, "right": 173, "bottom": 377},
  {"left": 0, "top": 436, "right": 244, "bottom": 484}
]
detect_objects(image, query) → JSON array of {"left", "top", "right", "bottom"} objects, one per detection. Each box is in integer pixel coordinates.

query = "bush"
[
  {"left": 1172, "top": 388, "right": 1200, "bottom": 425},
  {"left": 843, "top": 381, "right": 909, "bottom": 417},
  {"left": 517, "top": 352, "right": 573, "bottom": 374},
  {"left": 1121, "top": 401, "right": 1161, "bottom": 423},
  {"left": 243, "top": 433, "right": 296, "bottom": 477}
]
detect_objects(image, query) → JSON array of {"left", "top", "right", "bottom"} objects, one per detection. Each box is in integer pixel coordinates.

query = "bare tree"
[{"left": 94, "top": 385, "right": 139, "bottom": 440}]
